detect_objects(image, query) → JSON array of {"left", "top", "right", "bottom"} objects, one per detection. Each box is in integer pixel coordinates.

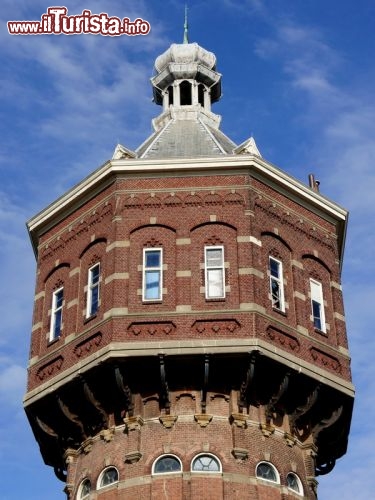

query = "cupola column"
[
  {"left": 204, "top": 88, "right": 211, "bottom": 111},
  {"left": 173, "top": 82, "right": 180, "bottom": 107},
  {"left": 192, "top": 81, "right": 198, "bottom": 105},
  {"left": 162, "top": 91, "right": 169, "bottom": 110}
]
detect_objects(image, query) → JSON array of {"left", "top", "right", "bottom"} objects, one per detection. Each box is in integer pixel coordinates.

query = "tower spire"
[{"left": 183, "top": 4, "right": 189, "bottom": 44}]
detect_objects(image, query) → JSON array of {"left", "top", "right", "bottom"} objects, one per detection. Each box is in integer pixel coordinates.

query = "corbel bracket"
[
  {"left": 159, "top": 354, "right": 170, "bottom": 412},
  {"left": 201, "top": 354, "right": 210, "bottom": 414},
  {"left": 238, "top": 350, "right": 258, "bottom": 411},
  {"left": 54, "top": 466, "right": 67, "bottom": 483},
  {"left": 265, "top": 371, "right": 290, "bottom": 424},
  {"left": 312, "top": 405, "right": 343, "bottom": 440},
  {"left": 290, "top": 384, "right": 320, "bottom": 434},
  {"left": 315, "top": 459, "right": 336, "bottom": 476},
  {"left": 80, "top": 376, "right": 108, "bottom": 429},
  {"left": 56, "top": 394, "right": 87, "bottom": 441},
  {"left": 35, "top": 415, "right": 58, "bottom": 439},
  {"left": 114, "top": 365, "right": 134, "bottom": 417}
]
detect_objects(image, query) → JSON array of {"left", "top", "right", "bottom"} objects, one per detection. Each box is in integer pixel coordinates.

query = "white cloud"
[
  {"left": 1, "top": 2, "right": 374, "bottom": 497},
  {"left": 0, "top": 1, "right": 170, "bottom": 212},
  {"left": 250, "top": 13, "right": 375, "bottom": 498},
  {"left": 253, "top": 17, "right": 375, "bottom": 219}
]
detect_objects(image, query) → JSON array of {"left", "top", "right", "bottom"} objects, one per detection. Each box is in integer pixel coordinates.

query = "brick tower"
[{"left": 25, "top": 32, "right": 354, "bottom": 500}]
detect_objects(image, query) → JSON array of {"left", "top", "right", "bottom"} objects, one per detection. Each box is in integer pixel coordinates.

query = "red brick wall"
[
  {"left": 28, "top": 172, "right": 350, "bottom": 391},
  {"left": 66, "top": 410, "right": 313, "bottom": 499},
  {"left": 27, "top": 169, "right": 349, "bottom": 499}
]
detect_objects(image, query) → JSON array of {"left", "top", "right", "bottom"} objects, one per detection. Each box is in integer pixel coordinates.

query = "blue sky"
[{"left": 1, "top": 1, "right": 374, "bottom": 498}]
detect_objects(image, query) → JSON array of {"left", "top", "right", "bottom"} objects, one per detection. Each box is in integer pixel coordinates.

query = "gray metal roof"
[{"left": 137, "top": 117, "right": 236, "bottom": 159}]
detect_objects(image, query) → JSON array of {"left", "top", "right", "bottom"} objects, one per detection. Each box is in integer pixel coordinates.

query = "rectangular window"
[
  {"left": 87, "top": 263, "right": 100, "bottom": 317},
  {"left": 50, "top": 287, "right": 63, "bottom": 341},
  {"left": 143, "top": 248, "right": 163, "bottom": 301},
  {"left": 205, "top": 246, "right": 225, "bottom": 299},
  {"left": 310, "top": 279, "right": 326, "bottom": 332},
  {"left": 269, "top": 257, "right": 285, "bottom": 312}
]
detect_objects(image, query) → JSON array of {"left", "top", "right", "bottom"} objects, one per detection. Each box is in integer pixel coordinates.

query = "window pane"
[
  {"left": 310, "top": 280, "right": 321, "bottom": 301},
  {"left": 312, "top": 300, "right": 322, "bottom": 329},
  {"left": 310, "top": 279, "right": 325, "bottom": 331},
  {"left": 192, "top": 455, "right": 220, "bottom": 472},
  {"left": 270, "top": 258, "right": 280, "bottom": 278},
  {"left": 90, "top": 286, "right": 99, "bottom": 315},
  {"left": 145, "top": 250, "right": 160, "bottom": 267},
  {"left": 206, "top": 248, "right": 223, "bottom": 267},
  {"left": 287, "top": 473, "right": 300, "bottom": 492},
  {"left": 271, "top": 280, "right": 281, "bottom": 308},
  {"left": 145, "top": 271, "right": 161, "bottom": 299},
  {"left": 257, "top": 463, "right": 277, "bottom": 482},
  {"left": 54, "top": 309, "right": 62, "bottom": 336},
  {"left": 269, "top": 258, "right": 284, "bottom": 311},
  {"left": 91, "top": 264, "right": 100, "bottom": 283},
  {"left": 101, "top": 468, "right": 118, "bottom": 486},
  {"left": 55, "top": 290, "right": 63, "bottom": 308},
  {"left": 87, "top": 265, "right": 100, "bottom": 317},
  {"left": 207, "top": 269, "right": 224, "bottom": 297},
  {"left": 154, "top": 456, "right": 181, "bottom": 473},
  {"left": 50, "top": 288, "right": 63, "bottom": 340},
  {"left": 80, "top": 479, "right": 91, "bottom": 497}
]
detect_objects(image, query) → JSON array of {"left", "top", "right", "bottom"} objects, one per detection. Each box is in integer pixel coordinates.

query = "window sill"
[
  {"left": 47, "top": 336, "right": 61, "bottom": 347},
  {"left": 205, "top": 298, "right": 226, "bottom": 302},
  {"left": 84, "top": 313, "right": 97, "bottom": 325},
  {"left": 97, "top": 483, "right": 119, "bottom": 491},
  {"left": 314, "top": 327, "right": 328, "bottom": 337},
  {"left": 152, "top": 471, "right": 183, "bottom": 477},
  {"left": 272, "top": 307, "right": 287, "bottom": 317}
]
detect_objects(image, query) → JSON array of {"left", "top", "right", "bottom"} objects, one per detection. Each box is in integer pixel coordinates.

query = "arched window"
[
  {"left": 287, "top": 472, "right": 303, "bottom": 495},
  {"left": 152, "top": 454, "right": 182, "bottom": 474},
  {"left": 168, "top": 86, "right": 174, "bottom": 105},
  {"left": 180, "top": 80, "right": 192, "bottom": 105},
  {"left": 77, "top": 478, "right": 91, "bottom": 499},
  {"left": 191, "top": 453, "right": 221, "bottom": 473},
  {"left": 256, "top": 462, "right": 279, "bottom": 483},
  {"left": 98, "top": 467, "right": 119, "bottom": 488}
]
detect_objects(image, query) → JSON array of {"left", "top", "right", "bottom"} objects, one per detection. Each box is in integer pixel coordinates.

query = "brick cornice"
[{"left": 27, "top": 155, "right": 348, "bottom": 262}]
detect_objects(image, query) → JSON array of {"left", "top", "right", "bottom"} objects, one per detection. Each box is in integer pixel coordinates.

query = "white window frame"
[
  {"left": 269, "top": 256, "right": 285, "bottom": 312},
  {"left": 97, "top": 466, "right": 119, "bottom": 489},
  {"left": 152, "top": 454, "right": 182, "bottom": 475},
  {"left": 310, "top": 279, "right": 326, "bottom": 332},
  {"left": 191, "top": 453, "right": 222, "bottom": 473},
  {"left": 255, "top": 461, "right": 280, "bottom": 484},
  {"left": 205, "top": 245, "right": 225, "bottom": 299},
  {"left": 86, "top": 262, "right": 100, "bottom": 317},
  {"left": 286, "top": 472, "right": 304, "bottom": 496},
  {"left": 142, "top": 248, "right": 163, "bottom": 301},
  {"left": 50, "top": 287, "right": 63, "bottom": 341},
  {"left": 77, "top": 478, "right": 91, "bottom": 499}
]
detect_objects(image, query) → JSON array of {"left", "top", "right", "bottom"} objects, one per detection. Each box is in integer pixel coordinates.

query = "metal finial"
[{"left": 183, "top": 5, "right": 189, "bottom": 44}]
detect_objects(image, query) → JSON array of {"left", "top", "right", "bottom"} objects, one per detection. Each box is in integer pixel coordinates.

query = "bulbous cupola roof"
[
  {"left": 154, "top": 42, "right": 217, "bottom": 73},
  {"left": 151, "top": 41, "right": 222, "bottom": 107}
]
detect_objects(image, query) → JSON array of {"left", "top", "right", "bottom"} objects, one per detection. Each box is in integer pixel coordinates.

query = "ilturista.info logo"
[{"left": 7, "top": 7, "right": 151, "bottom": 36}]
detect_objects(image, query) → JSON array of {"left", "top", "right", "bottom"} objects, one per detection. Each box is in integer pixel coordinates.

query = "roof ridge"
[
  {"left": 137, "top": 118, "right": 173, "bottom": 158},
  {"left": 198, "top": 117, "right": 227, "bottom": 154}
]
